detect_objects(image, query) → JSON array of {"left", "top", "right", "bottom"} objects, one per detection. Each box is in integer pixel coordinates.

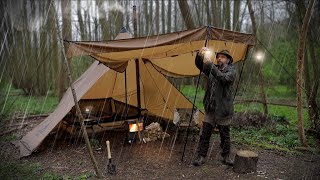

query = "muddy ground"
[{"left": 0, "top": 116, "right": 320, "bottom": 179}]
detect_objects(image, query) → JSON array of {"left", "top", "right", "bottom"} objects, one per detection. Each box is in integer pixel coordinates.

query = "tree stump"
[{"left": 233, "top": 150, "right": 258, "bottom": 174}]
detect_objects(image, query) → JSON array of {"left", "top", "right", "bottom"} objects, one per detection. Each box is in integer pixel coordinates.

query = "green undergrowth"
[
  {"left": 0, "top": 92, "right": 58, "bottom": 119},
  {"left": 233, "top": 104, "right": 317, "bottom": 153},
  {"left": 180, "top": 85, "right": 205, "bottom": 110},
  {"left": 0, "top": 161, "right": 42, "bottom": 179},
  {"left": 0, "top": 161, "right": 95, "bottom": 180},
  {"left": 180, "top": 85, "right": 318, "bottom": 154}
]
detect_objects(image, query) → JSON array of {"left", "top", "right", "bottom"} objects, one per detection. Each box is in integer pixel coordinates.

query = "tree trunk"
[
  {"left": 156, "top": 0, "right": 159, "bottom": 34},
  {"left": 233, "top": 0, "right": 240, "bottom": 31},
  {"left": 297, "top": 0, "right": 320, "bottom": 133},
  {"left": 161, "top": 0, "right": 165, "bottom": 34},
  {"left": 217, "top": 0, "right": 222, "bottom": 27},
  {"left": 144, "top": 1, "right": 149, "bottom": 34},
  {"left": 174, "top": 0, "right": 178, "bottom": 31},
  {"left": 77, "top": 0, "right": 86, "bottom": 40},
  {"left": 205, "top": 0, "right": 211, "bottom": 26},
  {"left": 167, "top": 0, "right": 172, "bottom": 33},
  {"left": 247, "top": 0, "right": 257, "bottom": 37},
  {"left": 149, "top": 0, "right": 154, "bottom": 34},
  {"left": 296, "top": 0, "right": 315, "bottom": 147},
  {"left": 247, "top": 0, "right": 268, "bottom": 115},
  {"left": 97, "top": 0, "right": 109, "bottom": 40},
  {"left": 224, "top": 0, "right": 231, "bottom": 29},
  {"left": 58, "top": 0, "right": 72, "bottom": 100},
  {"left": 47, "top": 0, "right": 59, "bottom": 96},
  {"left": 53, "top": 3, "right": 103, "bottom": 178},
  {"left": 193, "top": 0, "right": 201, "bottom": 26},
  {"left": 178, "top": 0, "right": 195, "bottom": 29}
]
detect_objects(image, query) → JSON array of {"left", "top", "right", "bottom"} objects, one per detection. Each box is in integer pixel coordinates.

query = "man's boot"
[
  {"left": 193, "top": 155, "right": 205, "bottom": 166},
  {"left": 222, "top": 154, "right": 234, "bottom": 166}
]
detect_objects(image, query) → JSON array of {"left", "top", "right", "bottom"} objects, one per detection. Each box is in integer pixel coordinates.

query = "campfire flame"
[{"left": 129, "top": 123, "right": 143, "bottom": 132}]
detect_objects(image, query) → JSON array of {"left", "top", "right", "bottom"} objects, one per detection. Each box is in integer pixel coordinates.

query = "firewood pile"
[{"left": 144, "top": 122, "right": 170, "bottom": 142}]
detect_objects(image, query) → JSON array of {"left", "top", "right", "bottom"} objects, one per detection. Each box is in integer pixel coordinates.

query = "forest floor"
[{"left": 1, "top": 116, "right": 320, "bottom": 180}]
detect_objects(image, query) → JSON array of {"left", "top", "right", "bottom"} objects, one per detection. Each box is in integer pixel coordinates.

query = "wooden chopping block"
[{"left": 233, "top": 150, "right": 258, "bottom": 174}]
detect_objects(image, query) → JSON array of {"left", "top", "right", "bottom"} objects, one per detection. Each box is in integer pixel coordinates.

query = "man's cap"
[{"left": 216, "top": 50, "right": 233, "bottom": 64}]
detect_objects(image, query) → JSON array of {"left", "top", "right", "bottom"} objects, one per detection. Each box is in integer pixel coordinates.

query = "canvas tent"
[{"left": 18, "top": 26, "right": 255, "bottom": 157}]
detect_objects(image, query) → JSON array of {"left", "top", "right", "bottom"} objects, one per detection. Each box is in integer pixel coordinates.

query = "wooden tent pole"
[
  {"left": 181, "top": 35, "right": 210, "bottom": 161},
  {"left": 133, "top": 5, "right": 142, "bottom": 142},
  {"left": 53, "top": 4, "right": 102, "bottom": 179}
]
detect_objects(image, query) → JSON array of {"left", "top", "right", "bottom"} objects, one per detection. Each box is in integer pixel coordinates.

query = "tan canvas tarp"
[
  {"left": 82, "top": 59, "right": 202, "bottom": 120},
  {"left": 67, "top": 26, "right": 255, "bottom": 76},
  {"left": 19, "top": 61, "right": 109, "bottom": 157}
]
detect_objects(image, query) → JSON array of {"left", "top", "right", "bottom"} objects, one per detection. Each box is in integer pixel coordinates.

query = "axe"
[{"left": 106, "top": 140, "right": 116, "bottom": 174}]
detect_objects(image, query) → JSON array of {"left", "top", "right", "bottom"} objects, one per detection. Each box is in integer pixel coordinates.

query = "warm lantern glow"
[
  {"left": 129, "top": 123, "right": 144, "bottom": 132},
  {"left": 84, "top": 106, "right": 93, "bottom": 113},
  {"left": 255, "top": 51, "right": 265, "bottom": 63}
]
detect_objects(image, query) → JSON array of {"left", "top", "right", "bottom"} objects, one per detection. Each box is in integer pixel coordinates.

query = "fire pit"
[{"left": 127, "top": 119, "right": 144, "bottom": 143}]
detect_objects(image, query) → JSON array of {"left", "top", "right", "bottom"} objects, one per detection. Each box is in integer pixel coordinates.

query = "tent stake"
[{"left": 53, "top": 4, "right": 103, "bottom": 179}]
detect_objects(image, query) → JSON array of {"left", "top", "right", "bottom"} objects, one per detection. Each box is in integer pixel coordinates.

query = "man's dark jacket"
[{"left": 195, "top": 53, "right": 236, "bottom": 119}]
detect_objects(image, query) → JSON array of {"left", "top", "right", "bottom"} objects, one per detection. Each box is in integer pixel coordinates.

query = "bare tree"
[
  {"left": 233, "top": 0, "right": 240, "bottom": 31},
  {"left": 144, "top": 1, "right": 149, "bottom": 34},
  {"left": 224, "top": 0, "right": 231, "bottom": 29},
  {"left": 178, "top": 0, "right": 195, "bottom": 29},
  {"left": 247, "top": 0, "right": 268, "bottom": 115},
  {"left": 58, "top": 0, "right": 72, "bottom": 100},
  {"left": 211, "top": 0, "right": 219, "bottom": 27},
  {"left": 97, "top": 0, "right": 109, "bottom": 40},
  {"left": 156, "top": 0, "right": 159, "bottom": 34},
  {"left": 296, "top": 0, "right": 316, "bottom": 147},
  {"left": 77, "top": 0, "right": 86, "bottom": 40},
  {"left": 47, "top": 0, "right": 60, "bottom": 96},
  {"left": 296, "top": 0, "right": 320, "bottom": 134},
  {"left": 167, "top": 0, "right": 172, "bottom": 33},
  {"left": 205, "top": 0, "right": 211, "bottom": 26},
  {"left": 149, "top": 0, "right": 154, "bottom": 34},
  {"left": 162, "top": 0, "right": 165, "bottom": 34},
  {"left": 174, "top": 0, "right": 178, "bottom": 31}
]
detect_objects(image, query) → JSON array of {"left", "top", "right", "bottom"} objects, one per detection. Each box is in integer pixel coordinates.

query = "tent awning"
[{"left": 67, "top": 26, "right": 255, "bottom": 77}]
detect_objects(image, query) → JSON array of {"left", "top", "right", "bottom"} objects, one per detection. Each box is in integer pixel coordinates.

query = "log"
[
  {"left": 15, "top": 114, "right": 49, "bottom": 120},
  {"left": 233, "top": 150, "right": 258, "bottom": 174},
  {"left": 0, "top": 124, "right": 27, "bottom": 136},
  {"left": 234, "top": 99, "right": 308, "bottom": 108}
]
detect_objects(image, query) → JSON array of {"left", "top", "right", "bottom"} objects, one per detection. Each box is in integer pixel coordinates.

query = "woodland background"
[{"left": 0, "top": 0, "right": 319, "bottom": 151}]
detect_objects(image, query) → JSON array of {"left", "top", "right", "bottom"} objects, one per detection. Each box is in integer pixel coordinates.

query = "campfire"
[
  {"left": 129, "top": 121, "right": 143, "bottom": 132},
  {"left": 127, "top": 119, "right": 144, "bottom": 143}
]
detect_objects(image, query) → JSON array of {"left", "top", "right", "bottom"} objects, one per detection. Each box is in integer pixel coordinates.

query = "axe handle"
[{"left": 106, "top": 140, "right": 111, "bottom": 159}]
